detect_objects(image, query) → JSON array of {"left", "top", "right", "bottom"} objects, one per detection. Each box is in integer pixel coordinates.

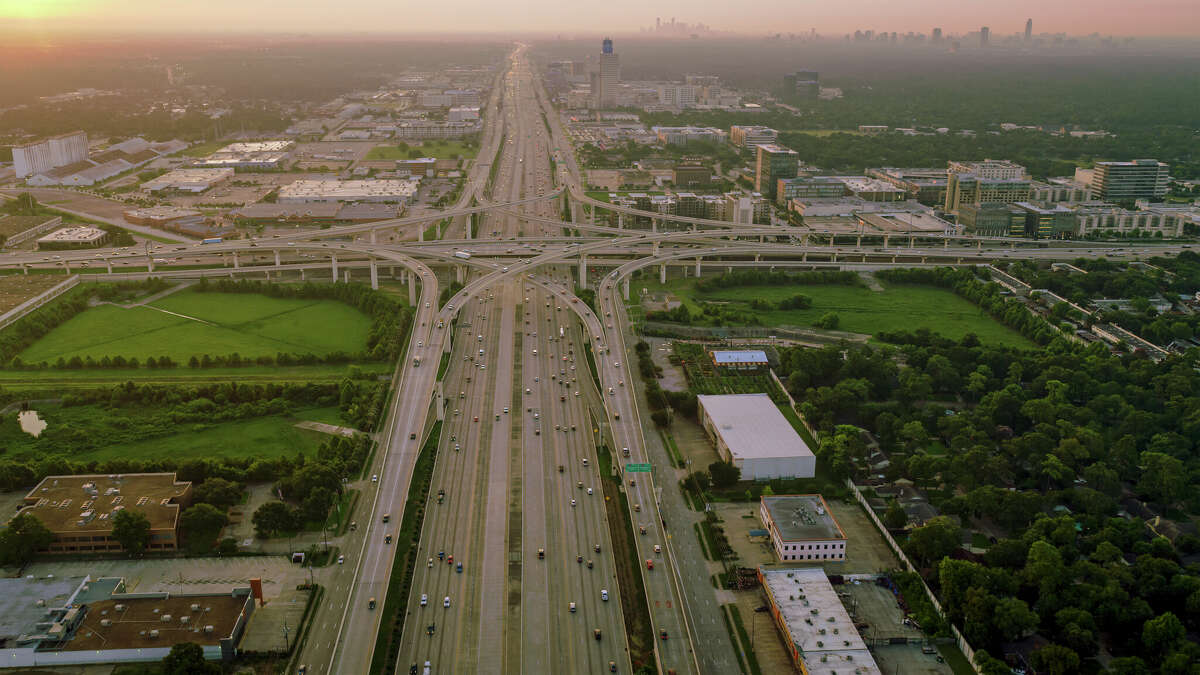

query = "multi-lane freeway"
[{"left": 3, "top": 42, "right": 1196, "bottom": 675}]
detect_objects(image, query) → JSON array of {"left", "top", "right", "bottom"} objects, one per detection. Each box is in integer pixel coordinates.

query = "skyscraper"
[
  {"left": 591, "top": 38, "right": 620, "bottom": 108},
  {"left": 1024, "top": 19, "right": 1033, "bottom": 41},
  {"left": 755, "top": 144, "right": 798, "bottom": 199},
  {"left": 932, "top": 27, "right": 942, "bottom": 43},
  {"left": 980, "top": 26, "right": 990, "bottom": 47},
  {"left": 1089, "top": 160, "right": 1170, "bottom": 202}
]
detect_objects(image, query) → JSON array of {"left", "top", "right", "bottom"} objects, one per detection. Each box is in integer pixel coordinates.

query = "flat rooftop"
[
  {"left": 760, "top": 567, "right": 881, "bottom": 675},
  {"left": 278, "top": 179, "right": 418, "bottom": 202},
  {"left": 697, "top": 394, "right": 814, "bottom": 461},
  {"left": 37, "top": 227, "right": 107, "bottom": 244},
  {"left": 0, "top": 576, "right": 87, "bottom": 646},
  {"left": 711, "top": 350, "right": 768, "bottom": 365},
  {"left": 762, "top": 495, "right": 846, "bottom": 542},
  {"left": 20, "top": 473, "right": 190, "bottom": 534},
  {"left": 65, "top": 593, "right": 247, "bottom": 652}
]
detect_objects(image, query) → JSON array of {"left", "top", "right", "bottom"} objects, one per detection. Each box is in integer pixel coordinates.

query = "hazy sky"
[{"left": 2, "top": 0, "right": 1197, "bottom": 36}]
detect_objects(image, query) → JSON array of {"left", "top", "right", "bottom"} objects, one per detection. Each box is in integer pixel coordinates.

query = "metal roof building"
[
  {"left": 710, "top": 349, "right": 768, "bottom": 368},
  {"left": 697, "top": 393, "right": 815, "bottom": 480}
]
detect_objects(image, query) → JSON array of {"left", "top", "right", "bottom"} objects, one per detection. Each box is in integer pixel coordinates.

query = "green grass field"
[
  {"left": 76, "top": 414, "right": 326, "bottom": 463},
  {"left": 18, "top": 289, "right": 374, "bottom": 364},
  {"left": 365, "top": 140, "right": 477, "bottom": 160},
  {"left": 1, "top": 403, "right": 331, "bottom": 464},
  {"left": 633, "top": 278, "right": 1033, "bottom": 348}
]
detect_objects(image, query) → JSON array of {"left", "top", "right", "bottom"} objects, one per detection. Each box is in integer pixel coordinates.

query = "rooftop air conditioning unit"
[
  {"left": 100, "top": 619, "right": 112, "bottom": 627},
  {"left": 161, "top": 614, "right": 172, "bottom": 622},
  {"left": 204, "top": 625, "right": 215, "bottom": 633},
  {"left": 181, "top": 616, "right": 190, "bottom": 624},
  {"left": 190, "top": 604, "right": 201, "bottom": 612},
  {"left": 115, "top": 604, "right": 125, "bottom": 612},
  {"left": 149, "top": 630, "right": 159, "bottom": 638}
]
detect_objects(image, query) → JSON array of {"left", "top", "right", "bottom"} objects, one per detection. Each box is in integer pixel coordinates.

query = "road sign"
[{"left": 625, "top": 463, "right": 651, "bottom": 472}]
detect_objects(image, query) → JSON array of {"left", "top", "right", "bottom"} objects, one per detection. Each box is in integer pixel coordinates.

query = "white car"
[
  {"left": 372, "top": 474, "right": 378, "bottom": 482},
  {"left": 338, "top": 555, "right": 345, "bottom": 564},
  {"left": 443, "top": 596, "right": 451, "bottom": 608},
  {"left": 601, "top": 589, "right": 609, "bottom": 601},
  {"left": 571, "top": 499, "right": 577, "bottom": 507},
  {"left": 420, "top": 594, "right": 428, "bottom": 606},
  {"left": 587, "top": 488, "right": 593, "bottom": 495}
]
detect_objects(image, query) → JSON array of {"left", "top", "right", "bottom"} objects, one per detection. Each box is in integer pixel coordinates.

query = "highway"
[{"left": 3, "top": 41, "right": 1196, "bottom": 675}]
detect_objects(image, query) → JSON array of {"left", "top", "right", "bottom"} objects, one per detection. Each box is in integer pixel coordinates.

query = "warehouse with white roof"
[{"left": 697, "top": 393, "right": 815, "bottom": 480}]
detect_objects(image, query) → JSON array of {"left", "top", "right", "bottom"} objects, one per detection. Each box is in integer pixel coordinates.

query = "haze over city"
[{"left": 1, "top": 0, "right": 1198, "bottom": 36}]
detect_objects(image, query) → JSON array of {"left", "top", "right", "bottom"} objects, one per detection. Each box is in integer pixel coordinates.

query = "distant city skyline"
[{"left": 0, "top": 0, "right": 1196, "bottom": 37}]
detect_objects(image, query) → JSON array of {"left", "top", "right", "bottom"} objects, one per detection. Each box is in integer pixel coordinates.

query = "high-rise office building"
[
  {"left": 980, "top": 26, "right": 990, "bottom": 47},
  {"left": 1024, "top": 19, "right": 1033, "bottom": 41},
  {"left": 12, "top": 131, "right": 89, "bottom": 179},
  {"left": 1089, "top": 160, "right": 1170, "bottom": 202},
  {"left": 591, "top": 37, "right": 620, "bottom": 108},
  {"left": 944, "top": 160, "right": 1030, "bottom": 211},
  {"left": 755, "top": 144, "right": 798, "bottom": 199},
  {"left": 932, "top": 27, "right": 943, "bottom": 43},
  {"left": 783, "top": 71, "right": 819, "bottom": 98}
]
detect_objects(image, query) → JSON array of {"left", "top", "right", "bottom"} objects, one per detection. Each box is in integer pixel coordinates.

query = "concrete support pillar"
[
  {"left": 456, "top": 265, "right": 465, "bottom": 284},
  {"left": 921, "top": 256, "right": 928, "bottom": 264},
  {"left": 409, "top": 278, "right": 417, "bottom": 306},
  {"left": 802, "top": 234, "right": 809, "bottom": 247},
  {"left": 617, "top": 213, "right": 624, "bottom": 230},
  {"left": 759, "top": 234, "right": 764, "bottom": 243},
  {"left": 274, "top": 250, "right": 281, "bottom": 267},
  {"left": 957, "top": 257, "right": 963, "bottom": 264},
  {"left": 883, "top": 235, "right": 890, "bottom": 248},
  {"left": 579, "top": 255, "right": 587, "bottom": 288},
  {"left": 105, "top": 260, "right": 112, "bottom": 274},
  {"left": 831, "top": 252, "right": 838, "bottom": 262},
  {"left": 623, "top": 278, "right": 630, "bottom": 301},
  {"left": 977, "top": 240, "right": 983, "bottom": 250},
  {"left": 232, "top": 252, "right": 239, "bottom": 269},
  {"left": 22, "top": 264, "right": 28, "bottom": 275},
  {"left": 892, "top": 255, "right": 897, "bottom": 263},
  {"left": 418, "top": 223, "right": 424, "bottom": 242},
  {"left": 147, "top": 258, "right": 154, "bottom": 273},
  {"left": 856, "top": 235, "right": 862, "bottom": 248},
  {"left": 370, "top": 261, "right": 379, "bottom": 290},
  {"left": 651, "top": 219, "right": 658, "bottom": 234},
  {"left": 301, "top": 268, "right": 306, "bottom": 280},
  {"left": 727, "top": 266, "right": 732, "bottom": 274},
  {"left": 652, "top": 241, "right": 659, "bottom": 256},
  {"left": 331, "top": 254, "right": 338, "bottom": 282},
  {"left": 370, "top": 229, "right": 377, "bottom": 244},
  {"left": 588, "top": 206, "right": 594, "bottom": 224},
  {"left": 943, "top": 238, "right": 949, "bottom": 249},
  {"left": 694, "top": 257, "right": 702, "bottom": 278},
  {"left": 63, "top": 260, "right": 70, "bottom": 274},
  {"left": 754, "top": 254, "right": 761, "bottom": 262},
  {"left": 909, "top": 235, "right": 915, "bottom": 248},
  {"left": 802, "top": 251, "right": 808, "bottom": 262},
  {"left": 344, "top": 270, "right": 351, "bottom": 283},
  {"left": 659, "top": 264, "right": 667, "bottom": 284}
]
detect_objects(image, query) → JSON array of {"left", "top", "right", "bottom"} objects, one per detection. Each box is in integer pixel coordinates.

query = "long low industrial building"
[
  {"left": 141, "top": 168, "right": 234, "bottom": 193},
  {"left": 697, "top": 393, "right": 815, "bottom": 480},
  {"left": 759, "top": 567, "right": 882, "bottom": 674},
  {"left": 277, "top": 179, "right": 419, "bottom": 204}
]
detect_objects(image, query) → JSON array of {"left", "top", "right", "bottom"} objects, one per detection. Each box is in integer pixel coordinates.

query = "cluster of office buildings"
[
  {"left": 607, "top": 191, "right": 770, "bottom": 225},
  {"left": 13, "top": 132, "right": 187, "bottom": 186}
]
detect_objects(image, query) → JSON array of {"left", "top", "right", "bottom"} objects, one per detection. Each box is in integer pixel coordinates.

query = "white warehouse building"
[{"left": 697, "top": 393, "right": 815, "bottom": 480}]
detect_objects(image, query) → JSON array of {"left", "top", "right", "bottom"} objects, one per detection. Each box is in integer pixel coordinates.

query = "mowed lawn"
[
  {"left": 19, "top": 290, "right": 373, "bottom": 363},
  {"left": 633, "top": 279, "right": 1034, "bottom": 348}
]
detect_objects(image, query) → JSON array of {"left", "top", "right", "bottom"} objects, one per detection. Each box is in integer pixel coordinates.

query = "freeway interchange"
[{"left": 2, "top": 46, "right": 1194, "bottom": 675}]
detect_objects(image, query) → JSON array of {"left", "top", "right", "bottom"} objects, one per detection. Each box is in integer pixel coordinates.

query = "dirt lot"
[
  {"left": 711, "top": 502, "right": 775, "bottom": 568},
  {"left": 728, "top": 590, "right": 796, "bottom": 675},
  {"left": 823, "top": 498, "right": 901, "bottom": 575},
  {"left": 0, "top": 275, "right": 67, "bottom": 314}
]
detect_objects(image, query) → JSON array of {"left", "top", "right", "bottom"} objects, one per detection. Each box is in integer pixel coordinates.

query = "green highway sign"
[{"left": 625, "top": 463, "right": 651, "bottom": 472}]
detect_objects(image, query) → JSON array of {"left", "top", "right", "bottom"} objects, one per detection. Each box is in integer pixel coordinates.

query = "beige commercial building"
[
  {"left": 760, "top": 494, "right": 847, "bottom": 562},
  {"left": 18, "top": 473, "right": 192, "bottom": 554}
]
